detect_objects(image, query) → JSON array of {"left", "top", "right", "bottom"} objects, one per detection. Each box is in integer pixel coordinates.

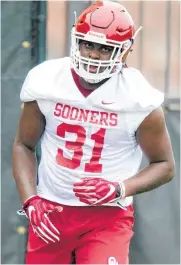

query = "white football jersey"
[{"left": 20, "top": 57, "right": 164, "bottom": 208}]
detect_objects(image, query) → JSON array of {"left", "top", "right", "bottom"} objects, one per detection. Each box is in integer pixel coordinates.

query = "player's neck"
[{"left": 79, "top": 77, "right": 109, "bottom": 91}]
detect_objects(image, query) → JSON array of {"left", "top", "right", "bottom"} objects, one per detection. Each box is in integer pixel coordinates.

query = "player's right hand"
[{"left": 21, "top": 195, "right": 62, "bottom": 244}]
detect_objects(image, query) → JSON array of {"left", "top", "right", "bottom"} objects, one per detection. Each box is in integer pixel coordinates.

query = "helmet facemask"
[{"left": 70, "top": 27, "right": 134, "bottom": 84}]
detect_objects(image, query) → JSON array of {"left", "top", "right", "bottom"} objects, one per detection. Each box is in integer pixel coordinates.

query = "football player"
[{"left": 12, "top": 1, "right": 175, "bottom": 264}]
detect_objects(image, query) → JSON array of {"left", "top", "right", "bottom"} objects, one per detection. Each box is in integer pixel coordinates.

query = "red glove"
[
  {"left": 20, "top": 195, "right": 63, "bottom": 244},
  {"left": 73, "top": 177, "right": 125, "bottom": 205}
]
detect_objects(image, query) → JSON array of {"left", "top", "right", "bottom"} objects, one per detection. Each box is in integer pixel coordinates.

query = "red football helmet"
[{"left": 70, "top": 1, "right": 142, "bottom": 83}]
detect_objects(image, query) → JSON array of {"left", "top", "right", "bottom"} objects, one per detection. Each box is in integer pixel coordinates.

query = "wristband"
[
  {"left": 119, "top": 181, "right": 126, "bottom": 198},
  {"left": 115, "top": 181, "right": 126, "bottom": 199}
]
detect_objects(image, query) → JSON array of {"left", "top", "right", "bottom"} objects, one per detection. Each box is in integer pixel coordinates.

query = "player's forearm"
[
  {"left": 12, "top": 143, "right": 38, "bottom": 203},
  {"left": 123, "top": 161, "right": 175, "bottom": 197}
]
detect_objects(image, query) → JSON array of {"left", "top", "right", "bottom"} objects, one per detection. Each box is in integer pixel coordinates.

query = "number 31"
[{"left": 56, "top": 123, "right": 106, "bottom": 173}]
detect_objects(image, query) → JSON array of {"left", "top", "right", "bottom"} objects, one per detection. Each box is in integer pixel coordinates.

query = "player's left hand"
[{"left": 73, "top": 177, "right": 123, "bottom": 205}]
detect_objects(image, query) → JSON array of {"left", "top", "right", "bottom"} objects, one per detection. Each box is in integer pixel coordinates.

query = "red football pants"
[{"left": 26, "top": 200, "right": 134, "bottom": 264}]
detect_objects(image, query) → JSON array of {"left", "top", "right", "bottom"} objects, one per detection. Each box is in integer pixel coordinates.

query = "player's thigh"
[
  {"left": 75, "top": 225, "right": 134, "bottom": 264},
  {"left": 26, "top": 249, "right": 72, "bottom": 264},
  {"left": 26, "top": 225, "right": 73, "bottom": 264}
]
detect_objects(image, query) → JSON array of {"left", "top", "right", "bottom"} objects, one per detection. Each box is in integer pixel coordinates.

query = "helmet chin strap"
[
  {"left": 84, "top": 78, "right": 101, "bottom": 84},
  {"left": 84, "top": 77, "right": 104, "bottom": 84}
]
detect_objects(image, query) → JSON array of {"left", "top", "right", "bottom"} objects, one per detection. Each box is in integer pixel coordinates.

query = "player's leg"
[
  {"left": 75, "top": 226, "right": 133, "bottom": 264},
  {"left": 75, "top": 205, "right": 134, "bottom": 264},
  {"left": 26, "top": 224, "right": 73, "bottom": 264}
]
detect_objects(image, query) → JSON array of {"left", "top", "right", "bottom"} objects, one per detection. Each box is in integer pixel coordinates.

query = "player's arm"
[
  {"left": 12, "top": 101, "right": 45, "bottom": 203},
  {"left": 13, "top": 101, "right": 61, "bottom": 243},
  {"left": 73, "top": 107, "right": 175, "bottom": 205},
  {"left": 123, "top": 107, "right": 175, "bottom": 197}
]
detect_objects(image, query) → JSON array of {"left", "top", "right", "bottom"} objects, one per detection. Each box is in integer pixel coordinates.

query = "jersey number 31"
[{"left": 56, "top": 122, "right": 106, "bottom": 173}]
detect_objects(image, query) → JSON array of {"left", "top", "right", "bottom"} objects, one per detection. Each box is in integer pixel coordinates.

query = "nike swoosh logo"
[
  {"left": 93, "top": 184, "right": 115, "bottom": 205},
  {"left": 101, "top": 101, "right": 115, "bottom": 105}
]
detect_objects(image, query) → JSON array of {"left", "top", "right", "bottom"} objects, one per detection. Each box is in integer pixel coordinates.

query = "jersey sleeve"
[
  {"left": 20, "top": 57, "right": 70, "bottom": 103},
  {"left": 20, "top": 68, "right": 38, "bottom": 102},
  {"left": 20, "top": 60, "right": 53, "bottom": 102},
  {"left": 20, "top": 63, "right": 55, "bottom": 117},
  {"left": 124, "top": 68, "right": 164, "bottom": 134}
]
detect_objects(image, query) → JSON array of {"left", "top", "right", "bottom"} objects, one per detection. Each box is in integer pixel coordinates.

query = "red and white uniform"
[
  {"left": 21, "top": 57, "right": 164, "bottom": 208},
  {"left": 21, "top": 57, "right": 164, "bottom": 264}
]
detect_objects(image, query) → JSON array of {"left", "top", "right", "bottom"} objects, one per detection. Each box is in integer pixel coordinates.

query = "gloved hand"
[
  {"left": 20, "top": 195, "right": 63, "bottom": 244},
  {"left": 73, "top": 177, "right": 125, "bottom": 205}
]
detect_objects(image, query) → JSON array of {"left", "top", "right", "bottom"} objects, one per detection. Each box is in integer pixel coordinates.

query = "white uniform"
[{"left": 20, "top": 57, "right": 164, "bottom": 208}]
